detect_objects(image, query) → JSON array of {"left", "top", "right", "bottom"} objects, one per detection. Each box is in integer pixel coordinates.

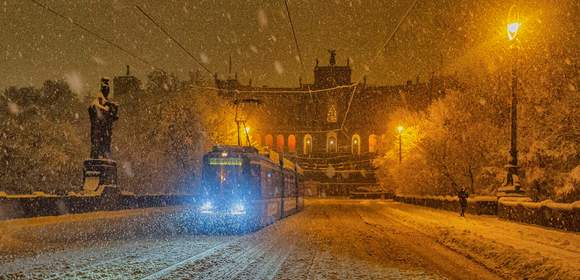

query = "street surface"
[{"left": 1, "top": 199, "right": 578, "bottom": 279}]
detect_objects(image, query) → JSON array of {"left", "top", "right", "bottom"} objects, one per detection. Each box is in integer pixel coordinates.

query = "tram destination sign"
[{"left": 208, "top": 157, "right": 243, "bottom": 166}]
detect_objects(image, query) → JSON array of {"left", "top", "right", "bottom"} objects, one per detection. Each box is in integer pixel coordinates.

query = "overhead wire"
[
  {"left": 187, "top": 83, "right": 357, "bottom": 94},
  {"left": 339, "top": 0, "right": 420, "bottom": 132},
  {"left": 302, "top": 169, "right": 376, "bottom": 173},
  {"left": 282, "top": 0, "right": 305, "bottom": 74},
  {"left": 135, "top": 5, "right": 213, "bottom": 75},
  {"left": 29, "top": 0, "right": 158, "bottom": 69}
]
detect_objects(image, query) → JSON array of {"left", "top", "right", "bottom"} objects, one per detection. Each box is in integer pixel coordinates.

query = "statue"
[
  {"left": 89, "top": 78, "right": 118, "bottom": 159},
  {"left": 328, "top": 49, "right": 336, "bottom": 66},
  {"left": 82, "top": 77, "right": 120, "bottom": 195}
]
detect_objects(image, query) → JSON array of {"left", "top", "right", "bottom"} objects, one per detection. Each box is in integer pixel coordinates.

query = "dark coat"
[{"left": 458, "top": 190, "right": 469, "bottom": 207}]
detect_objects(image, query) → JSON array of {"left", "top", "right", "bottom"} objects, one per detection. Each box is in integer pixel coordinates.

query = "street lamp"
[
  {"left": 500, "top": 13, "right": 524, "bottom": 195},
  {"left": 397, "top": 126, "right": 404, "bottom": 164},
  {"left": 507, "top": 22, "right": 520, "bottom": 41},
  {"left": 233, "top": 98, "right": 261, "bottom": 147}
]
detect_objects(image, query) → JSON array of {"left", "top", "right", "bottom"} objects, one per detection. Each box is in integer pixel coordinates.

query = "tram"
[{"left": 195, "top": 145, "right": 304, "bottom": 231}]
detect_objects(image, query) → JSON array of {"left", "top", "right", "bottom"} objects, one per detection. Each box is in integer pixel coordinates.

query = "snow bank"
[
  {"left": 0, "top": 206, "right": 193, "bottom": 258},
  {"left": 0, "top": 194, "right": 195, "bottom": 221}
]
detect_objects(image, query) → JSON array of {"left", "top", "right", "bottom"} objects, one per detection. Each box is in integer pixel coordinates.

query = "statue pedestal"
[
  {"left": 497, "top": 164, "right": 527, "bottom": 198},
  {"left": 496, "top": 185, "right": 526, "bottom": 198},
  {"left": 83, "top": 159, "right": 119, "bottom": 195}
]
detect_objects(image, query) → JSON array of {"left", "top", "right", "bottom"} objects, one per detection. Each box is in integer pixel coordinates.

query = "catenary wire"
[
  {"left": 135, "top": 5, "right": 213, "bottom": 75},
  {"left": 283, "top": 0, "right": 305, "bottom": 74},
  {"left": 29, "top": 0, "right": 158, "bottom": 69}
]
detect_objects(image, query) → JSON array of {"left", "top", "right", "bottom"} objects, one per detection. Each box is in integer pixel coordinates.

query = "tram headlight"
[
  {"left": 230, "top": 202, "right": 246, "bottom": 215},
  {"left": 200, "top": 201, "right": 214, "bottom": 213}
]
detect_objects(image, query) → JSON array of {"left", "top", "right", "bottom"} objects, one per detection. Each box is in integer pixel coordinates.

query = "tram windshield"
[{"left": 201, "top": 157, "right": 249, "bottom": 197}]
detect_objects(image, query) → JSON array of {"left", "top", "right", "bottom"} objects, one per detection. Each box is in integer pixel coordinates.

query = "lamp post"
[
  {"left": 500, "top": 15, "right": 524, "bottom": 195},
  {"left": 397, "top": 126, "right": 404, "bottom": 164},
  {"left": 233, "top": 98, "right": 261, "bottom": 147}
]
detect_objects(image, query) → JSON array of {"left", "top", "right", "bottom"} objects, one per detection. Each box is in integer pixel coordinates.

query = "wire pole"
[{"left": 399, "top": 133, "right": 402, "bottom": 164}]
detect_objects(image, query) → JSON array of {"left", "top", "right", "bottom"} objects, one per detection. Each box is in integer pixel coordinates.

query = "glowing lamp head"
[
  {"left": 507, "top": 22, "right": 520, "bottom": 41},
  {"left": 397, "top": 126, "right": 404, "bottom": 134}
]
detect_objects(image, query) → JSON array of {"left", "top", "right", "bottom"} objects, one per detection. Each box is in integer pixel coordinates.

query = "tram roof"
[{"left": 209, "top": 145, "right": 302, "bottom": 174}]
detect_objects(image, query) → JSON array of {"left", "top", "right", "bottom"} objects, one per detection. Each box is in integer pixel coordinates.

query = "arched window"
[
  {"left": 351, "top": 134, "right": 361, "bottom": 155},
  {"left": 288, "top": 134, "right": 296, "bottom": 153},
  {"left": 326, "top": 132, "right": 337, "bottom": 153},
  {"left": 303, "top": 134, "right": 312, "bottom": 155},
  {"left": 276, "top": 134, "right": 285, "bottom": 152},
  {"left": 368, "top": 134, "right": 378, "bottom": 153},
  {"left": 265, "top": 134, "right": 273, "bottom": 149}
]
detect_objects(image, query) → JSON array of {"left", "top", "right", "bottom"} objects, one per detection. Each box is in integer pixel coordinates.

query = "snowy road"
[{"left": 1, "top": 199, "right": 578, "bottom": 279}]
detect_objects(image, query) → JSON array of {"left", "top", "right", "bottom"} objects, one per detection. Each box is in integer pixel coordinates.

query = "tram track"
[
  {"left": 40, "top": 240, "right": 183, "bottom": 280},
  {"left": 139, "top": 238, "right": 240, "bottom": 280},
  {"left": 155, "top": 223, "right": 292, "bottom": 280},
  {"left": 38, "top": 236, "right": 235, "bottom": 280}
]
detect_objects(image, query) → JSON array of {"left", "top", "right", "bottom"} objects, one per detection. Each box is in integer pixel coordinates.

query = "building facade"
[
  {"left": 113, "top": 52, "right": 458, "bottom": 196},
  {"left": 212, "top": 51, "right": 457, "bottom": 196}
]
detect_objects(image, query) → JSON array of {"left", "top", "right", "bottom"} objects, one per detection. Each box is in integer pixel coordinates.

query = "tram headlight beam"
[
  {"left": 200, "top": 201, "right": 214, "bottom": 213},
  {"left": 230, "top": 202, "right": 246, "bottom": 215}
]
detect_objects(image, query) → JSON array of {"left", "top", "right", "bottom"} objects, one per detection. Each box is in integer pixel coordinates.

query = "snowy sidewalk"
[{"left": 369, "top": 200, "right": 580, "bottom": 279}]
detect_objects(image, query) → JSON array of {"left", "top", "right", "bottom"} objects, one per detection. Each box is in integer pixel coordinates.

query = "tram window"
[
  {"left": 262, "top": 168, "right": 275, "bottom": 198},
  {"left": 273, "top": 171, "right": 282, "bottom": 198}
]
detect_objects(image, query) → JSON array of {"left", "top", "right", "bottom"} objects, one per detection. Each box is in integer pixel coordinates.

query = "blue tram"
[{"left": 195, "top": 145, "right": 304, "bottom": 231}]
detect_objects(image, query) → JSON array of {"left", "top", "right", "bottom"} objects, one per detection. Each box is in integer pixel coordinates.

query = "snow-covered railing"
[
  {"left": 498, "top": 198, "right": 580, "bottom": 232},
  {"left": 393, "top": 194, "right": 579, "bottom": 232},
  {"left": 394, "top": 195, "right": 497, "bottom": 215},
  {"left": 0, "top": 193, "right": 195, "bottom": 220}
]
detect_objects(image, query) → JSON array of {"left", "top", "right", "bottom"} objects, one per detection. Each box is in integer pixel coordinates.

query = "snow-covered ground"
[{"left": 0, "top": 199, "right": 578, "bottom": 279}]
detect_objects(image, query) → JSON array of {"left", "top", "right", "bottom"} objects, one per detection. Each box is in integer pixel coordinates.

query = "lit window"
[
  {"left": 304, "top": 134, "right": 313, "bottom": 155},
  {"left": 327, "top": 104, "right": 337, "bottom": 123},
  {"left": 352, "top": 134, "right": 361, "bottom": 155}
]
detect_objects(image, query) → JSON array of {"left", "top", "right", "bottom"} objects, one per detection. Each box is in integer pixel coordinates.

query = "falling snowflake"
[
  {"left": 92, "top": 56, "right": 106, "bottom": 65},
  {"left": 63, "top": 71, "right": 84, "bottom": 98},
  {"left": 249, "top": 45, "right": 258, "bottom": 53},
  {"left": 274, "top": 61, "right": 284, "bottom": 74},
  {"left": 7, "top": 102, "right": 20, "bottom": 115},
  {"left": 200, "top": 52, "right": 209, "bottom": 64},
  {"left": 257, "top": 9, "right": 268, "bottom": 28}
]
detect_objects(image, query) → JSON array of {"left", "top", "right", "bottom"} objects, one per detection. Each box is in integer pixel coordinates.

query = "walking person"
[{"left": 458, "top": 187, "right": 469, "bottom": 217}]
